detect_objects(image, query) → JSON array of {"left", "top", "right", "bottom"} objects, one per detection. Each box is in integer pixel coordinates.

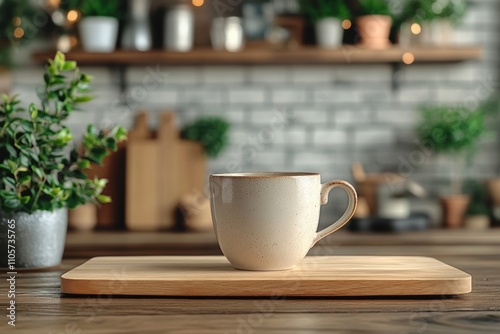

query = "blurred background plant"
[
  {"left": 63, "top": 0, "right": 122, "bottom": 18},
  {"left": 300, "top": 0, "right": 351, "bottom": 22},
  {"left": 464, "top": 180, "right": 490, "bottom": 216},
  {"left": 358, "top": 0, "right": 392, "bottom": 16},
  {"left": 417, "top": 105, "right": 487, "bottom": 195},
  {"left": 181, "top": 116, "right": 230, "bottom": 158},
  {"left": 0, "top": 0, "right": 37, "bottom": 67},
  {"left": 400, "top": 0, "right": 467, "bottom": 25}
]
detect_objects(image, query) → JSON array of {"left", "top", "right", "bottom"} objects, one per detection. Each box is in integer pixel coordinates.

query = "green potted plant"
[
  {"left": 181, "top": 116, "right": 230, "bottom": 158},
  {"left": 417, "top": 105, "right": 486, "bottom": 228},
  {"left": 399, "top": 0, "right": 467, "bottom": 46},
  {"left": 463, "top": 181, "right": 490, "bottom": 230},
  {"left": 300, "top": 0, "right": 351, "bottom": 49},
  {"left": 0, "top": 52, "right": 127, "bottom": 268},
  {"left": 69, "top": 0, "right": 121, "bottom": 52},
  {"left": 473, "top": 96, "right": 500, "bottom": 224},
  {"left": 356, "top": 0, "right": 393, "bottom": 49},
  {"left": 0, "top": 0, "right": 36, "bottom": 92}
]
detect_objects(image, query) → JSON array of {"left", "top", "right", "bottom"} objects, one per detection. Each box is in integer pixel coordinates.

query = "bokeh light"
[
  {"left": 402, "top": 52, "right": 415, "bottom": 65},
  {"left": 12, "top": 17, "right": 21, "bottom": 27},
  {"left": 13, "top": 27, "right": 25, "bottom": 39},
  {"left": 410, "top": 23, "right": 422, "bottom": 35},
  {"left": 342, "top": 20, "right": 352, "bottom": 30},
  {"left": 67, "top": 10, "right": 79, "bottom": 23}
]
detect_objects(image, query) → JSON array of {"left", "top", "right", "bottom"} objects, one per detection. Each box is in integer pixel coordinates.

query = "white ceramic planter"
[
  {"left": 0, "top": 209, "right": 68, "bottom": 268},
  {"left": 80, "top": 17, "right": 119, "bottom": 52},
  {"left": 315, "top": 18, "right": 343, "bottom": 49}
]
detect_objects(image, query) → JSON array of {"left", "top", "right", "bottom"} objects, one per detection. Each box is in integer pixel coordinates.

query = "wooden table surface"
[{"left": 2, "top": 229, "right": 500, "bottom": 333}]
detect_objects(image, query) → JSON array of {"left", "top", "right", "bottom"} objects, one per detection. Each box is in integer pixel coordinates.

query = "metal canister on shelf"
[
  {"left": 164, "top": 4, "right": 194, "bottom": 52},
  {"left": 210, "top": 17, "right": 245, "bottom": 52},
  {"left": 224, "top": 17, "right": 244, "bottom": 52}
]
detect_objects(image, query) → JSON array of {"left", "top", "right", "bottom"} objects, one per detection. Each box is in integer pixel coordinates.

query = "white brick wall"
[{"left": 7, "top": 0, "right": 499, "bottom": 220}]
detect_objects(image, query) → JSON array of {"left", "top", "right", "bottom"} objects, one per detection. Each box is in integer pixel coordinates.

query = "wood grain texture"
[
  {"left": 3, "top": 231, "right": 499, "bottom": 333},
  {"left": 125, "top": 140, "right": 160, "bottom": 231},
  {"left": 157, "top": 112, "right": 178, "bottom": 230},
  {"left": 61, "top": 256, "right": 471, "bottom": 297},
  {"left": 32, "top": 46, "right": 483, "bottom": 66},
  {"left": 125, "top": 112, "right": 206, "bottom": 231},
  {"left": 86, "top": 141, "right": 126, "bottom": 229},
  {"left": 7, "top": 312, "right": 500, "bottom": 334}
]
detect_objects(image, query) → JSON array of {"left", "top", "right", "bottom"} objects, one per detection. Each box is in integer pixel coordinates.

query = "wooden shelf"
[{"left": 33, "top": 46, "right": 483, "bottom": 66}]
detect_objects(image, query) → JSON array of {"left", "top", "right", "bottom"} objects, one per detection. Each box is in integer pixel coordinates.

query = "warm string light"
[
  {"left": 342, "top": 19, "right": 352, "bottom": 30},
  {"left": 192, "top": 0, "right": 204, "bottom": 7},
  {"left": 410, "top": 23, "right": 422, "bottom": 35},
  {"left": 12, "top": 17, "right": 22, "bottom": 27},
  {"left": 402, "top": 52, "right": 415, "bottom": 65},
  {"left": 13, "top": 27, "right": 25, "bottom": 39},
  {"left": 67, "top": 10, "right": 79, "bottom": 23}
]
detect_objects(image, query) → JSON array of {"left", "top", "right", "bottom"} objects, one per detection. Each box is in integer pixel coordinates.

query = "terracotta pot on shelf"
[
  {"left": 356, "top": 15, "right": 392, "bottom": 49},
  {"left": 439, "top": 195, "right": 470, "bottom": 228}
]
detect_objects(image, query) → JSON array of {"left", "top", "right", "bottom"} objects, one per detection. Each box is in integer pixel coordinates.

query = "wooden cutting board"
[{"left": 61, "top": 256, "right": 471, "bottom": 297}]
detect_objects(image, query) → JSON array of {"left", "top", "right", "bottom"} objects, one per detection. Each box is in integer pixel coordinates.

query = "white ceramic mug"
[{"left": 209, "top": 172, "right": 358, "bottom": 271}]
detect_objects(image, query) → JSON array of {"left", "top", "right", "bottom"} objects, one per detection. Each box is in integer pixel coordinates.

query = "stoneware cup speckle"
[{"left": 209, "top": 172, "right": 358, "bottom": 271}]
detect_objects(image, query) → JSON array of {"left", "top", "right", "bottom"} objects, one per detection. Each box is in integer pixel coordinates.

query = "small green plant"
[
  {"left": 358, "top": 0, "right": 391, "bottom": 16},
  {"left": 68, "top": 0, "right": 121, "bottom": 18},
  {"left": 464, "top": 180, "right": 490, "bottom": 216},
  {"left": 300, "top": 0, "right": 351, "bottom": 22},
  {"left": 400, "top": 0, "right": 467, "bottom": 25},
  {"left": 0, "top": 52, "right": 127, "bottom": 215},
  {"left": 416, "top": 105, "right": 486, "bottom": 195},
  {"left": 181, "top": 117, "right": 230, "bottom": 158}
]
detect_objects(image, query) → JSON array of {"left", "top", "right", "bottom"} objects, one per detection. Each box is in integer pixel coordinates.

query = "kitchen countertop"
[{"left": 2, "top": 229, "right": 500, "bottom": 333}]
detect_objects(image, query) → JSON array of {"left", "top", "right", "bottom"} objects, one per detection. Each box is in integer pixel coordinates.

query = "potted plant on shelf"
[
  {"left": 0, "top": 0, "right": 37, "bottom": 92},
  {"left": 300, "top": 0, "right": 351, "bottom": 49},
  {"left": 417, "top": 105, "right": 486, "bottom": 228},
  {"left": 475, "top": 96, "right": 500, "bottom": 225},
  {"left": 0, "top": 52, "right": 127, "bottom": 268},
  {"left": 356, "top": 0, "right": 393, "bottom": 49},
  {"left": 178, "top": 116, "right": 230, "bottom": 231},
  {"left": 181, "top": 116, "right": 230, "bottom": 158},
  {"left": 463, "top": 181, "right": 490, "bottom": 230},
  {"left": 399, "top": 0, "right": 467, "bottom": 46},
  {"left": 71, "top": 0, "right": 121, "bottom": 52}
]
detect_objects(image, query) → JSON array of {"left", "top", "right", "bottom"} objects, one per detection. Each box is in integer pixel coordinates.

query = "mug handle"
[{"left": 312, "top": 180, "right": 358, "bottom": 247}]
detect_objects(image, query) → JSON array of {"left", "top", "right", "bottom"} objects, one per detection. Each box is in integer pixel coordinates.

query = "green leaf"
[
  {"left": 32, "top": 166, "right": 44, "bottom": 179},
  {"left": 18, "top": 175, "right": 31, "bottom": 186},
  {"left": 4, "top": 198, "right": 21, "bottom": 209},
  {"left": 62, "top": 60, "right": 77, "bottom": 71},
  {"left": 73, "top": 170, "right": 87, "bottom": 180},
  {"left": 3, "top": 177, "right": 16, "bottom": 189},
  {"left": 77, "top": 159, "right": 91, "bottom": 169},
  {"left": 5, "top": 144, "right": 17, "bottom": 158},
  {"left": 96, "top": 194, "right": 111, "bottom": 203},
  {"left": 7, "top": 160, "right": 17, "bottom": 171},
  {"left": 74, "top": 96, "right": 93, "bottom": 103}
]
